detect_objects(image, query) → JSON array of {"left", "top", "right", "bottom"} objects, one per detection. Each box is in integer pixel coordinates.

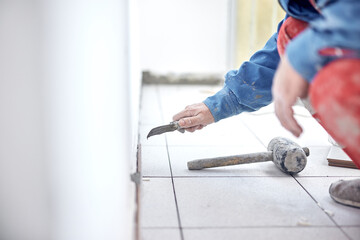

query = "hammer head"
[{"left": 267, "top": 137, "right": 308, "bottom": 174}]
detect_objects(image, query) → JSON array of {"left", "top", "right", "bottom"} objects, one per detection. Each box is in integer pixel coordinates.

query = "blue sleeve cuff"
[
  {"left": 203, "top": 86, "right": 242, "bottom": 122},
  {"left": 203, "top": 31, "right": 281, "bottom": 122}
]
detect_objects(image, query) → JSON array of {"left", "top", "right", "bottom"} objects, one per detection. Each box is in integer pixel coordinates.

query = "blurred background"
[
  {"left": 0, "top": 0, "right": 283, "bottom": 239},
  {"left": 140, "top": 0, "right": 284, "bottom": 75}
]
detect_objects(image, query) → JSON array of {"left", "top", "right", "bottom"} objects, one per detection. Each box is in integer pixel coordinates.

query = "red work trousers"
[{"left": 277, "top": 17, "right": 360, "bottom": 169}]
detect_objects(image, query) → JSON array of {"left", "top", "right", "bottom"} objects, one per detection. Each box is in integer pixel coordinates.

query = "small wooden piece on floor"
[{"left": 327, "top": 146, "right": 357, "bottom": 169}]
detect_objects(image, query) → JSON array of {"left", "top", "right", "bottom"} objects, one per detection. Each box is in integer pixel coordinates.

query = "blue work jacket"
[{"left": 203, "top": 0, "right": 360, "bottom": 122}]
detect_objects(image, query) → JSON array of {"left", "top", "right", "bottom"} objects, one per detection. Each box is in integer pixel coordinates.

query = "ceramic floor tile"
[
  {"left": 140, "top": 178, "right": 179, "bottom": 228},
  {"left": 297, "top": 146, "right": 360, "bottom": 177},
  {"left": 168, "top": 145, "right": 291, "bottom": 177},
  {"left": 342, "top": 227, "right": 360, "bottom": 240},
  {"left": 139, "top": 85, "right": 358, "bottom": 240},
  {"left": 141, "top": 146, "right": 171, "bottom": 177},
  {"left": 158, "top": 85, "right": 220, "bottom": 121},
  {"left": 140, "top": 85, "right": 163, "bottom": 125},
  {"left": 240, "top": 111, "right": 331, "bottom": 147},
  {"left": 141, "top": 228, "right": 181, "bottom": 240},
  {"left": 253, "top": 102, "right": 313, "bottom": 117},
  {"left": 296, "top": 177, "right": 360, "bottom": 226},
  {"left": 174, "top": 177, "right": 334, "bottom": 228},
  {"left": 166, "top": 115, "right": 263, "bottom": 147},
  {"left": 140, "top": 125, "right": 167, "bottom": 146},
  {"left": 183, "top": 227, "right": 347, "bottom": 240}
]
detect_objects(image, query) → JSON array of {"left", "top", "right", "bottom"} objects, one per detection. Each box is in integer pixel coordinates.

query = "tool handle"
[{"left": 187, "top": 152, "right": 272, "bottom": 170}]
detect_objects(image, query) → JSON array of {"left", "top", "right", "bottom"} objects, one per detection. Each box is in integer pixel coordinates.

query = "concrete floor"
[{"left": 138, "top": 84, "right": 360, "bottom": 240}]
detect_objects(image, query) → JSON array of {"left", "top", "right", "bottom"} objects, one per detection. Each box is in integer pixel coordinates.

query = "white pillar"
[
  {"left": 43, "top": 0, "right": 133, "bottom": 239},
  {"left": 0, "top": 1, "right": 50, "bottom": 239},
  {"left": 0, "top": 0, "right": 135, "bottom": 239}
]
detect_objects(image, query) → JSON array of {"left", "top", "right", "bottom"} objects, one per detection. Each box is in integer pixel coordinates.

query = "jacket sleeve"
[
  {"left": 286, "top": 0, "right": 360, "bottom": 82},
  {"left": 203, "top": 24, "right": 282, "bottom": 122}
]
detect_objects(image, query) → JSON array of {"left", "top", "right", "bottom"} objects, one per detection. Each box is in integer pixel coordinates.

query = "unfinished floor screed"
[{"left": 138, "top": 84, "right": 360, "bottom": 240}]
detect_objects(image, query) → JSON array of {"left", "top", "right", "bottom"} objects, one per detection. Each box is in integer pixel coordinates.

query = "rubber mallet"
[{"left": 187, "top": 137, "right": 309, "bottom": 174}]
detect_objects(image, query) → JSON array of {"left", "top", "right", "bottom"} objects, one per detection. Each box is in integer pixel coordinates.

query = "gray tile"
[
  {"left": 158, "top": 85, "right": 220, "bottom": 122},
  {"left": 240, "top": 111, "right": 331, "bottom": 148},
  {"left": 183, "top": 227, "right": 347, "bottom": 240},
  {"left": 140, "top": 178, "right": 179, "bottom": 228},
  {"left": 296, "top": 147, "right": 360, "bottom": 177},
  {"left": 296, "top": 177, "right": 360, "bottom": 226},
  {"left": 140, "top": 85, "right": 163, "bottom": 125},
  {"left": 140, "top": 125, "right": 167, "bottom": 146},
  {"left": 174, "top": 177, "right": 333, "bottom": 227},
  {"left": 141, "top": 146, "right": 171, "bottom": 177},
  {"left": 141, "top": 228, "right": 181, "bottom": 240},
  {"left": 168, "top": 145, "right": 290, "bottom": 177},
  {"left": 138, "top": 85, "right": 358, "bottom": 239},
  {"left": 342, "top": 227, "right": 360, "bottom": 240}
]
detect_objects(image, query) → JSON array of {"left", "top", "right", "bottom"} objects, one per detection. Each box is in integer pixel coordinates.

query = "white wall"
[
  {"left": 0, "top": 0, "right": 139, "bottom": 239},
  {"left": 129, "top": 0, "right": 142, "bottom": 170},
  {"left": 139, "top": 0, "right": 230, "bottom": 74},
  {"left": 0, "top": 2, "right": 50, "bottom": 239}
]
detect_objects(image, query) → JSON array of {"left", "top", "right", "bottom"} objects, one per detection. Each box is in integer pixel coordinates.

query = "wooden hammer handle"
[
  {"left": 187, "top": 147, "right": 310, "bottom": 170},
  {"left": 187, "top": 152, "right": 272, "bottom": 170}
]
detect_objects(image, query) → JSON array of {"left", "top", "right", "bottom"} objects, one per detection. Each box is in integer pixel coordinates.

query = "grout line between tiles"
[
  {"left": 141, "top": 226, "right": 181, "bottom": 229},
  {"left": 141, "top": 225, "right": 345, "bottom": 230},
  {"left": 141, "top": 144, "right": 167, "bottom": 147},
  {"left": 180, "top": 225, "right": 343, "bottom": 229},
  {"left": 165, "top": 125, "right": 185, "bottom": 240},
  {"left": 144, "top": 175, "right": 360, "bottom": 178},
  {"left": 172, "top": 175, "right": 289, "bottom": 178},
  {"left": 142, "top": 176, "right": 172, "bottom": 178},
  {"left": 292, "top": 176, "right": 352, "bottom": 240},
  {"left": 239, "top": 119, "right": 267, "bottom": 148},
  {"left": 156, "top": 85, "right": 185, "bottom": 240},
  {"left": 339, "top": 225, "right": 360, "bottom": 239},
  {"left": 295, "top": 175, "right": 360, "bottom": 178}
]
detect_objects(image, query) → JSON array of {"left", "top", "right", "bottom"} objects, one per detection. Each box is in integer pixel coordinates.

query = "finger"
[
  {"left": 178, "top": 116, "right": 202, "bottom": 128},
  {"left": 275, "top": 101, "right": 302, "bottom": 137},
  {"left": 185, "top": 125, "right": 200, "bottom": 133},
  {"left": 173, "top": 106, "right": 197, "bottom": 121},
  {"left": 185, "top": 124, "right": 205, "bottom": 133},
  {"left": 285, "top": 113, "right": 303, "bottom": 137},
  {"left": 282, "top": 105, "right": 303, "bottom": 137},
  {"left": 173, "top": 110, "right": 188, "bottom": 121},
  {"left": 196, "top": 125, "right": 205, "bottom": 130}
]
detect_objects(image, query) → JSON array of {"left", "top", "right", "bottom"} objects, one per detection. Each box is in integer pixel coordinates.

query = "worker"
[{"left": 172, "top": 0, "right": 360, "bottom": 208}]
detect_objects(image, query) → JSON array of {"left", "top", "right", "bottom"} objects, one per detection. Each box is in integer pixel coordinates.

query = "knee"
[
  {"left": 309, "top": 58, "right": 360, "bottom": 147},
  {"left": 310, "top": 58, "right": 360, "bottom": 109}
]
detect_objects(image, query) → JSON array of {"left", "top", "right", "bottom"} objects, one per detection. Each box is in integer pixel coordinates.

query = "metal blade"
[{"left": 147, "top": 121, "right": 184, "bottom": 139}]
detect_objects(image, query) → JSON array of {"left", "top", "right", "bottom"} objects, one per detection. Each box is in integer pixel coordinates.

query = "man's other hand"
[
  {"left": 272, "top": 55, "right": 309, "bottom": 137},
  {"left": 172, "top": 103, "right": 215, "bottom": 132}
]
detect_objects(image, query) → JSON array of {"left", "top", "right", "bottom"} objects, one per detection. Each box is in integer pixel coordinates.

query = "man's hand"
[
  {"left": 172, "top": 103, "right": 215, "bottom": 132},
  {"left": 272, "top": 55, "right": 309, "bottom": 137}
]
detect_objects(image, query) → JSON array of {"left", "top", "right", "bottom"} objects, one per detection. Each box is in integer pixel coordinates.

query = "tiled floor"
[{"left": 138, "top": 84, "right": 360, "bottom": 240}]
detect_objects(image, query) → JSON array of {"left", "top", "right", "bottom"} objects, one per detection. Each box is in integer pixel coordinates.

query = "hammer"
[{"left": 187, "top": 137, "right": 309, "bottom": 174}]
